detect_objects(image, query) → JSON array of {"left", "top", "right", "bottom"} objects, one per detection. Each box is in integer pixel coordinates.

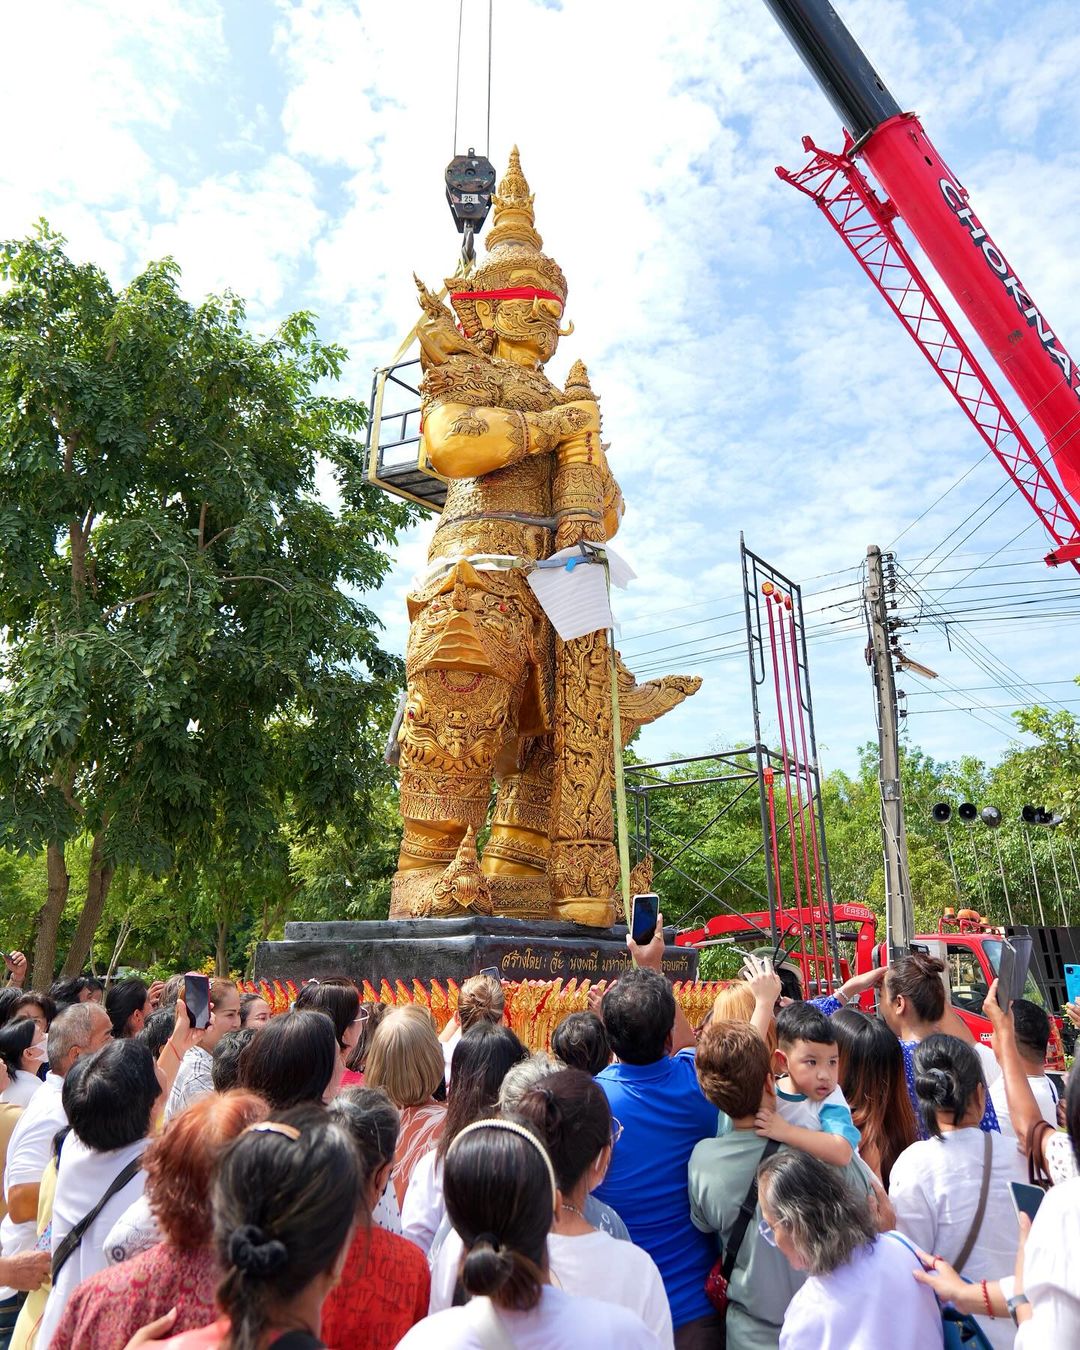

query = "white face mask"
[{"left": 25, "top": 1039, "right": 47, "bottom": 1065}]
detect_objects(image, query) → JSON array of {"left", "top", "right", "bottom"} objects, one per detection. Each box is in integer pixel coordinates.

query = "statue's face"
[{"left": 475, "top": 270, "right": 564, "bottom": 366}]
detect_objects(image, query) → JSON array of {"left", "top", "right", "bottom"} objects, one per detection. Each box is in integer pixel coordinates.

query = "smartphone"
[
  {"left": 996, "top": 936, "right": 1034, "bottom": 1013},
  {"left": 1065, "top": 964, "right": 1080, "bottom": 1006},
  {"left": 630, "top": 892, "right": 660, "bottom": 946},
  {"left": 478, "top": 966, "right": 502, "bottom": 981},
  {"left": 184, "top": 972, "right": 211, "bottom": 1030},
  {"left": 1009, "top": 1180, "right": 1044, "bottom": 1224}
]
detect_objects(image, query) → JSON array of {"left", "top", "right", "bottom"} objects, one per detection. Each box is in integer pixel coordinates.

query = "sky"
[{"left": 6, "top": 0, "right": 1080, "bottom": 782}]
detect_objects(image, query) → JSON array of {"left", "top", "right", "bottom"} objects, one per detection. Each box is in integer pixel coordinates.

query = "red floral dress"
[{"left": 47, "top": 1242, "right": 218, "bottom": 1350}]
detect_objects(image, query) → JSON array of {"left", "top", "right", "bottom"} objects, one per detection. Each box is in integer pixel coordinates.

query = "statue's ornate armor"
[{"left": 390, "top": 150, "right": 698, "bottom": 926}]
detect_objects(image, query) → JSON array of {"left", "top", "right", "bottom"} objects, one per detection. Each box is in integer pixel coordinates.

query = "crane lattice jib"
[{"left": 777, "top": 139, "right": 1080, "bottom": 574}]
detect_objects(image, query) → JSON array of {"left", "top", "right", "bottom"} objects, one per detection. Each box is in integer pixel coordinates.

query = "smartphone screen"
[
  {"left": 1009, "top": 1180, "right": 1044, "bottom": 1224},
  {"left": 478, "top": 966, "right": 501, "bottom": 980},
  {"left": 184, "top": 972, "right": 211, "bottom": 1030},
  {"left": 630, "top": 892, "right": 660, "bottom": 946}
]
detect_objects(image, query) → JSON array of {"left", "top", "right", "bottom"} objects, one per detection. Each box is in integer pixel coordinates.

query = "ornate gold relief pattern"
[{"left": 390, "top": 149, "right": 699, "bottom": 925}]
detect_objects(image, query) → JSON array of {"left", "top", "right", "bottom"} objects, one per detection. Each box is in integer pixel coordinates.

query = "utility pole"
[{"left": 865, "top": 545, "right": 914, "bottom": 959}]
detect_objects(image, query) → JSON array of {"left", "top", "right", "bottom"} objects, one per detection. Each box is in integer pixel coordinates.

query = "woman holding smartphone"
[{"left": 915, "top": 980, "right": 1080, "bottom": 1344}]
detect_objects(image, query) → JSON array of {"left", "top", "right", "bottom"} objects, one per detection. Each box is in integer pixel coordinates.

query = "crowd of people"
[{"left": 0, "top": 931, "right": 1076, "bottom": 1349}]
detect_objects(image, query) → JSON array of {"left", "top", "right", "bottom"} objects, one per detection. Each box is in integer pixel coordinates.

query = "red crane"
[{"left": 764, "top": 0, "right": 1080, "bottom": 571}]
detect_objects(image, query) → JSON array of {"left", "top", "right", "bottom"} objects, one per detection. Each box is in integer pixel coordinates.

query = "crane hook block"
[{"left": 445, "top": 150, "right": 497, "bottom": 236}]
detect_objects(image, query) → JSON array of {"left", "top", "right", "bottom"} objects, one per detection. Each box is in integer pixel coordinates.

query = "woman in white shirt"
[
  {"left": 755, "top": 1148, "right": 942, "bottom": 1349},
  {"left": 0, "top": 1019, "right": 46, "bottom": 1107},
  {"left": 912, "top": 1060, "right": 1080, "bottom": 1344},
  {"left": 430, "top": 1068, "right": 672, "bottom": 1346},
  {"left": 889, "top": 1034, "right": 1025, "bottom": 1350},
  {"left": 401, "top": 1022, "right": 526, "bottom": 1251},
  {"left": 36, "top": 1038, "right": 162, "bottom": 1350},
  {"left": 397, "top": 1117, "right": 659, "bottom": 1349}
]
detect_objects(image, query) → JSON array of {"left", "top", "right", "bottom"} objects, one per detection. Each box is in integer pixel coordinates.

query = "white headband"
[{"left": 447, "top": 1118, "right": 559, "bottom": 1208}]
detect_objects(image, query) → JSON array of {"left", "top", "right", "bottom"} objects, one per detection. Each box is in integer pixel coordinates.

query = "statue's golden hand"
[{"left": 534, "top": 399, "right": 601, "bottom": 450}]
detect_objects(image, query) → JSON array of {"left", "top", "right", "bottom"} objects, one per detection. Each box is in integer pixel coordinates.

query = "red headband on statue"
[{"left": 450, "top": 286, "right": 564, "bottom": 304}]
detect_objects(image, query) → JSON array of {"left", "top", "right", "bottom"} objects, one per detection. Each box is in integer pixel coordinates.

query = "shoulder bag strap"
[
  {"left": 51, "top": 1155, "right": 142, "bottom": 1282},
  {"left": 721, "top": 1139, "right": 781, "bottom": 1284},
  {"left": 953, "top": 1131, "right": 992, "bottom": 1275}
]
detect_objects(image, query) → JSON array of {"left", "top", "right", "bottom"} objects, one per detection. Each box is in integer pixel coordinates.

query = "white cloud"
[{"left": 4, "top": 0, "right": 1079, "bottom": 778}]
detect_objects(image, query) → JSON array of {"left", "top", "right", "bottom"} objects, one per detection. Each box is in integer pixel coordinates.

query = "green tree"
[{"left": 0, "top": 225, "right": 413, "bottom": 987}]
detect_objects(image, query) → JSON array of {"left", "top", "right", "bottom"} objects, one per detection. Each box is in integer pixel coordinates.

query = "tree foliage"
[{"left": 0, "top": 225, "right": 414, "bottom": 984}]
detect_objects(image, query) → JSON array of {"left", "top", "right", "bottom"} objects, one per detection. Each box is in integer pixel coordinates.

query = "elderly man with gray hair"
[{"left": 0, "top": 1001, "right": 112, "bottom": 1337}]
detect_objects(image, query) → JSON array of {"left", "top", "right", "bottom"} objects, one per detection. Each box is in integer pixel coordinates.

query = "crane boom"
[{"left": 764, "top": 0, "right": 1080, "bottom": 568}]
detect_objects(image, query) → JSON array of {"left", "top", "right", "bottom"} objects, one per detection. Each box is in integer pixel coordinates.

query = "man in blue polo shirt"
[{"left": 594, "top": 918, "right": 720, "bottom": 1347}]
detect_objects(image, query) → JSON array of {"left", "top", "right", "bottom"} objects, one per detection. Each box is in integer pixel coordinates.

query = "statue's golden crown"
[{"left": 448, "top": 146, "right": 567, "bottom": 336}]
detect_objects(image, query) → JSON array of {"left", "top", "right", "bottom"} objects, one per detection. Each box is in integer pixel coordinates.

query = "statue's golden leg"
[
  {"left": 390, "top": 668, "right": 522, "bottom": 919},
  {"left": 481, "top": 737, "right": 554, "bottom": 920}
]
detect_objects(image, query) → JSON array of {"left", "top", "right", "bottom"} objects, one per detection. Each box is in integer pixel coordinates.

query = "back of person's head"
[
  {"left": 329, "top": 1086, "right": 400, "bottom": 1190},
  {"left": 497, "top": 1052, "right": 558, "bottom": 1114},
  {"left": 0, "top": 987, "right": 22, "bottom": 1027},
  {"left": 144, "top": 1089, "right": 268, "bottom": 1247},
  {"left": 884, "top": 953, "right": 946, "bottom": 1024},
  {"left": 49, "top": 976, "right": 87, "bottom": 1008},
  {"left": 63, "top": 1039, "right": 159, "bottom": 1151},
  {"left": 711, "top": 981, "right": 777, "bottom": 1054},
  {"left": 757, "top": 1149, "right": 876, "bottom": 1276},
  {"left": 776, "top": 1001, "right": 835, "bottom": 1050},
  {"left": 776, "top": 965, "right": 803, "bottom": 1002},
  {"left": 0, "top": 1018, "right": 37, "bottom": 1078},
  {"left": 213, "top": 1104, "right": 360, "bottom": 1350},
  {"left": 440, "top": 1022, "right": 527, "bottom": 1159},
  {"left": 138, "top": 1007, "right": 175, "bottom": 1061},
  {"left": 913, "top": 1034, "right": 985, "bottom": 1137},
  {"left": 695, "top": 1019, "right": 771, "bottom": 1118},
  {"left": 106, "top": 977, "right": 148, "bottom": 1038},
  {"left": 551, "top": 1012, "right": 610, "bottom": 1075},
  {"left": 293, "top": 978, "right": 360, "bottom": 1051},
  {"left": 1011, "top": 999, "right": 1050, "bottom": 1063},
  {"left": 832, "top": 1007, "right": 916, "bottom": 1187},
  {"left": 160, "top": 974, "right": 185, "bottom": 1009},
  {"left": 47, "top": 1002, "right": 107, "bottom": 1074},
  {"left": 458, "top": 974, "right": 505, "bottom": 1033},
  {"left": 213, "top": 1028, "right": 258, "bottom": 1091},
  {"left": 601, "top": 968, "right": 675, "bottom": 1065},
  {"left": 444, "top": 1119, "right": 556, "bottom": 1312},
  {"left": 514, "top": 1067, "right": 612, "bottom": 1194},
  {"left": 363, "top": 1004, "right": 444, "bottom": 1109},
  {"left": 236, "top": 1009, "right": 336, "bottom": 1109}
]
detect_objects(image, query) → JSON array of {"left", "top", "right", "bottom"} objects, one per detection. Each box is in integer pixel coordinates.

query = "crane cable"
[{"left": 452, "top": 0, "right": 494, "bottom": 156}]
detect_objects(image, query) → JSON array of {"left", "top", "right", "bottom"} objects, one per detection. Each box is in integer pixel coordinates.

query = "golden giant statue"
[{"left": 390, "top": 149, "right": 699, "bottom": 928}]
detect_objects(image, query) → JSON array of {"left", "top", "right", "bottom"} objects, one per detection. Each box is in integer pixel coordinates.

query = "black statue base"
[{"left": 254, "top": 916, "right": 698, "bottom": 988}]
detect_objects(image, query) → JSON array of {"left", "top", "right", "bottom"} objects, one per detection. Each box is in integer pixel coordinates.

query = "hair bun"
[
  {"left": 462, "top": 1232, "right": 514, "bottom": 1297},
  {"left": 914, "top": 1065, "right": 955, "bottom": 1107},
  {"left": 228, "top": 1223, "right": 289, "bottom": 1276},
  {"left": 910, "top": 952, "right": 945, "bottom": 976}
]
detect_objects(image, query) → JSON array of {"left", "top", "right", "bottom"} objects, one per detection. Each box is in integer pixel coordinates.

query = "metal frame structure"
[
  {"left": 626, "top": 746, "right": 785, "bottom": 947},
  {"left": 777, "top": 136, "right": 1080, "bottom": 571},
  {"left": 742, "top": 537, "right": 841, "bottom": 981},
  {"left": 365, "top": 358, "right": 447, "bottom": 511}
]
